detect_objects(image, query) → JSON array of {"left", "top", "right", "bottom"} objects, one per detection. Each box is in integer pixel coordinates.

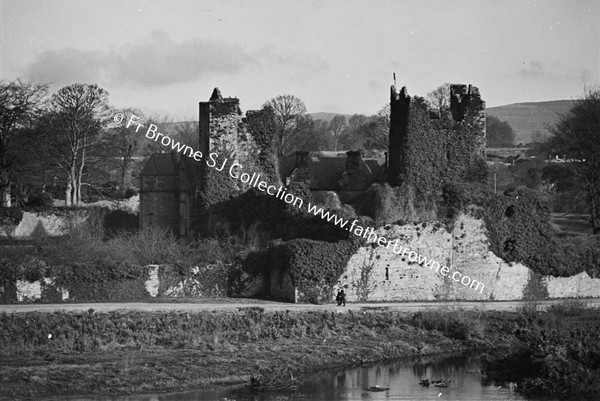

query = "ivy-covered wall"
[
  {"left": 387, "top": 83, "right": 488, "bottom": 217},
  {"left": 270, "top": 238, "right": 360, "bottom": 303},
  {"left": 401, "top": 97, "right": 447, "bottom": 208},
  {"left": 482, "top": 186, "right": 600, "bottom": 277}
]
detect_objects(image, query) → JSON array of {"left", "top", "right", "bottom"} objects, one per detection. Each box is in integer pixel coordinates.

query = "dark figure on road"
[{"left": 338, "top": 289, "right": 346, "bottom": 306}]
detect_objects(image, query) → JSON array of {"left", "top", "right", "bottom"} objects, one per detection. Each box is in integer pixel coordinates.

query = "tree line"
[
  {"left": 2, "top": 79, "right": 599, "bottom": 234},
  {"left": 0, "top": 81, "right": 204, "bottom": 207}
]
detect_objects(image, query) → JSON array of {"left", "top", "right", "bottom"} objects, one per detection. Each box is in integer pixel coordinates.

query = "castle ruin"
[{"left": 140, "top": 83, "right": 487, "bottom": 236}]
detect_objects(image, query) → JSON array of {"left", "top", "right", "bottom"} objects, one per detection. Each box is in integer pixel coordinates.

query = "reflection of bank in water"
[{"left": 125, "top": 352, "right": 537, "bottom": 401}]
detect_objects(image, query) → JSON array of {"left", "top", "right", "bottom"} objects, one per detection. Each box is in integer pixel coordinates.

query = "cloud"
[
  {"left": 25, "top": 30, "right": 254, "bottom": 87},
  {"left": 25, "top": 47, "right": 106, "bottom": 84},
  {"left": 257, "top": 45, "right": 329, "bottom": 73},
  {"left": 112, "top": 30, "right": 254, "bottom": 86},
  {"left": 517, "top": 60, "right": 546, "bottom": 78}
]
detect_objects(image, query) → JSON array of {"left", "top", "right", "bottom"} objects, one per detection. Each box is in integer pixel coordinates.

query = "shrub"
[
  {"left": 25, "top": 192, "right": 53, "bottom": 207},
  {"left": 103, "top": 209, "right": 139, "bottom": 236},
  {"left": 547, "top": 299, "right": 590, "bottom": 317},
  {"left": 482, "top": 187, "right": 578, "bottom": 276},
  {"left": 441, "top": 181, "right": 492, "bottom": 220},
  {"left": 0, "top": 207, "right": 24, "bottom": 226},
  {"left": 271, "top": 238, "right": 360, "bottom": 303},
  {"left": 17, "top": 256, "right": 48, "bottom": 282}
]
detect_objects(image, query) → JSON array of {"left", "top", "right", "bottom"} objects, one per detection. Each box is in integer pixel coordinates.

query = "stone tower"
[
  {"left": 449, "top": 84, "right": 486, "bottom": 158},
  {"left": 388, "top": 85, "right": 411, "bottom": 187},
  {"left": 198, "top": 87, "right": 243, "bottom": 162}
]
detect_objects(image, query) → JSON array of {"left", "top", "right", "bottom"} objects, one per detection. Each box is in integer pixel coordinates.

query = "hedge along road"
[{"left": 2, "top": 299, "right": 600, "bottom": 313}]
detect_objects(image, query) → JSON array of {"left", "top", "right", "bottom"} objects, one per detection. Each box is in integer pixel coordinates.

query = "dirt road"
[{"left": 2, "top": 298, "right": 598, "bottom": 313}]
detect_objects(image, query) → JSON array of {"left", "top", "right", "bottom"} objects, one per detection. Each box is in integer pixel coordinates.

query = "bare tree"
[
  {"left": 340, "top": 114, "right": 368, "bottom": 149},
  {"left": 174, "top": 119, "right": 199, "bottom": 148},
  {"left": 362, "top": 104, "right": 390, "bottom": 150},
  {"left": 140, "top": 113, "right": 176, "bottom": 156},
  {"left": 262, "top": 94, "right": 311, "bottom": 157},
  {"left": 104, "top": 108, "right": 147, "bottom": 192},
  {"left": 0, "top": 80, "right": 48, "bottom": 206},
  {"left": 427, "top": 83, "right": 451, "bottom": 113},
  {"left": 328, "top": 115, "right": 346, "bottom": 151},
  {"left": 548, "top": 86, "right": 600, "bottom": 234},
  {"left": 44, "top": 84, "right": 111, "bottom": 206}
]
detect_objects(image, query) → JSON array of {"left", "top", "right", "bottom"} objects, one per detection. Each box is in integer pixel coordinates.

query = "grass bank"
[
  {"left": 0, "top": 307, "right": 525, "bottom": 399},
  {"left": 483, "top": 300, "right": 600, "bottom": 396}
]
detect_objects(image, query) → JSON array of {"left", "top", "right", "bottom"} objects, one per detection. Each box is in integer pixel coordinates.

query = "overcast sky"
[{"left": 1, "top": 0, "right": 598, "bottom": 118}]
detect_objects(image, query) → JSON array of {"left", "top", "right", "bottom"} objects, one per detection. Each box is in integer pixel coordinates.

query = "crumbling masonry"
[{"left": 388, "top": 83, "right": 486, "bottom": 189}]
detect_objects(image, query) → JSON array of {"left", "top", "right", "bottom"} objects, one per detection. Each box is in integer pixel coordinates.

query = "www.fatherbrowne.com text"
[{"left": 123, "top": 113, "right": 485, "bottom": 294}]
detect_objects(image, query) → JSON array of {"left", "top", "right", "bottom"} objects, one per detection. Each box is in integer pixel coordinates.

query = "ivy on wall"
[
  {"left": 402, "top": 97, "right": 447, "bottom": 207},
  {"left": 246, "top": 106, "right": 280, "bottom": 186},
  {"left": 271, "top": 238, "right": 360, "bottom": 304},
  {"left": 481, "top": 186, "right": 599, "bottom": 277}
]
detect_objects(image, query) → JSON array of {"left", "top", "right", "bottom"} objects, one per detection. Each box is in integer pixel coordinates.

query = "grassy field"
[
  {"left": 550, "top": 213, "right": 593, "bottom": 237},
  {"left": 487, "top": 100, "right": 573, "bottom": 144}
]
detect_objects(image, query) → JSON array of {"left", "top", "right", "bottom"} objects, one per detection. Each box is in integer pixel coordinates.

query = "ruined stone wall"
[
  {"left": 2, "top": 264, "right": 229, "bottom": 303},
  {"left": 336, "top": 214, "right": 600, "bottom": 301},
  {"left": 0, "top": 211, "right": 87, "bottom": 238},
  {"left": 387, "top": 83, "right": 487, "bottom": 192}
]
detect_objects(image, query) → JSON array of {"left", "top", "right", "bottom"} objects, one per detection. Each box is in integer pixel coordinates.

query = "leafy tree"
[
  {"left": 42, "top": 84, "right": 112, "bottom": 206},
  {"left": 262, "top": 94, "right": 313, "bottom": 158},
  {"left": 548, "top": 86, "right": 600, "bottom": 234},
  {"left": 486, "top": 116, "right": 516, "bottom": 147},
  {"left": 0, "top": 80, "right": 48, "bottom": 206}
]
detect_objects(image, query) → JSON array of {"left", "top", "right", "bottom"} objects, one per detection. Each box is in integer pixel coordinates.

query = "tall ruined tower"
[
  {"left": 388, "top": 85, "right": 411, "bottom": 187},
  {"left": 195, "top": 88, "right": 245, "bottom": 234},
  {"left": 198, "top": 87, "right": 243, "bottom": 163},
  {"left": 449, "top": 84, "right": 486, "bottom": 159},
  {"left": 387, "top": 82, "right": 487, "bottom": 192}
]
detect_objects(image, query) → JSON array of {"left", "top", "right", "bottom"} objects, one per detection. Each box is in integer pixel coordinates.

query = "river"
[{"left": 75, "top": 352, "right": 596, "bottom": 401}]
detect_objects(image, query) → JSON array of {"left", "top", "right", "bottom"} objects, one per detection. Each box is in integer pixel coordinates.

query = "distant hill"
[
  {"left": 487, "top": 100, "right": 573, "bottom": 144},
  {"left": 314, "top": 100, "right": 574, "bottom": 144},
  {"left": 310, "top": 112, "right": 352, "bottom": 122}
]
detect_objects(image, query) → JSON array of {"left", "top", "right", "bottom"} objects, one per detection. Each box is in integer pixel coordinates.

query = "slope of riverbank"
[{"left": 0, "top": 306, "right": 530, "bottom": 399}]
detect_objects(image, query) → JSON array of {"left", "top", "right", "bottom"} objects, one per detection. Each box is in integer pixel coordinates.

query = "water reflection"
[{"left": 89, "top": 352, "right": 594, "bottom": 401}]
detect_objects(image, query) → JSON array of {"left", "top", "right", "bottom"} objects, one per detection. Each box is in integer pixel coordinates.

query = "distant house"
[{"left": 279, "top": 150, "right": 387, "bottom": 193}]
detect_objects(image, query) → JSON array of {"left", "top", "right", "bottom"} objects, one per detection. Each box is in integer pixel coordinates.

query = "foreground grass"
[
  {"left": 483, "top": 300, "right": 600, "bottom": 396},
  {"left": 0, "top": 307, "right": 529, "bottom": 399}
]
